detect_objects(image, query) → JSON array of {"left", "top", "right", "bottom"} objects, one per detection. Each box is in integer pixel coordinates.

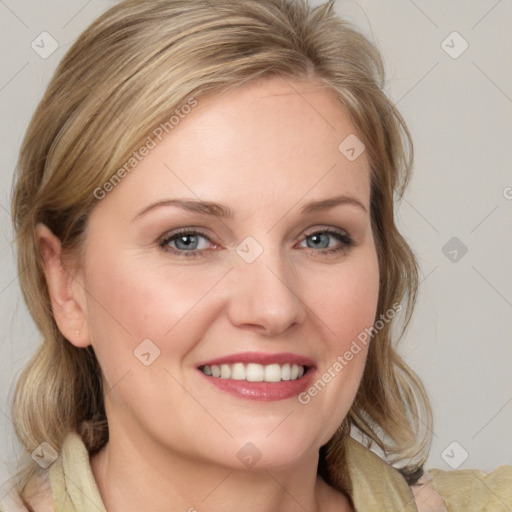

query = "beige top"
[{"left": 2, "top": 431, "right": 511, "bottom": 511}]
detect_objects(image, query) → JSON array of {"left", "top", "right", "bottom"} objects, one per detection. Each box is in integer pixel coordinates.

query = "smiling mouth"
[{"left": 199, "top": 363, "right": 307, "bottom": 383}]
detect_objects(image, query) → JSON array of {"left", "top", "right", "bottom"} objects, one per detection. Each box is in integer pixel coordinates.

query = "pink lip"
[
  {"left": 197, "top": 351, "right": 315, "bottom": 368},
  {"left": 199, "top": 370, "right": 316, "bottom": 401},
  {"left": 196, "top": 352, "right": 316, "bottom": 402}
]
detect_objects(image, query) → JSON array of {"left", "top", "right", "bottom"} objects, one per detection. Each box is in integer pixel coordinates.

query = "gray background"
[{"left": 1, "top": 0, "right": 511, "bottom": 491}]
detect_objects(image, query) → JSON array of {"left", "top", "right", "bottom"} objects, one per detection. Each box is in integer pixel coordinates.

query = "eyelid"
[
  {"left": 158, "top": 225, "right": 354, "bottom": 260},
  {"left": 158, "top": 225, "right": 350, "bottom": 245},
  {"left": 296, "top": 226, "right": 354, "bottom": 250},
  {"left": 158, "top": 228, "right": 217, "bottom": 259},
  {"left": 158, "top": 226, "right": 212, "bottom": 243},
  {"left": 300, "top": 225, "right": 350, "bottom": 238}
]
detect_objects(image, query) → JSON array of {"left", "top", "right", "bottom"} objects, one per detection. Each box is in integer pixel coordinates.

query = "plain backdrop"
[{"left": 1, "top": 0, "right": 511, "bottom": 490}]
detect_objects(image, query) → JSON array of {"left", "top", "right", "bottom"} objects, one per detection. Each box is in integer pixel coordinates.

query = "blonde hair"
[{"left": 10, "top": 0, "right": 432, "bottom": 504}]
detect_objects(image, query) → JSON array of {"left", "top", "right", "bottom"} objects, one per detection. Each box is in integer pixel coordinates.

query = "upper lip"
[{"left": 197, "top": 351, "right": 315, "bottom": 368}]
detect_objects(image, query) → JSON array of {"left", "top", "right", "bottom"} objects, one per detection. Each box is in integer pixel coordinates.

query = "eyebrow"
[{"left": 132, "top": 194, "right": 367, "bottom": 222}]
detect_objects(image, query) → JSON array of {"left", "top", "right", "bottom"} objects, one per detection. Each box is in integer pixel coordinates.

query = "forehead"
[{"left": 94, "top": 76, "right": 370, "bottom": 218}]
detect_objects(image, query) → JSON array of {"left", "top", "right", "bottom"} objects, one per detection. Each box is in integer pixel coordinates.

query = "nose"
[{"left": 226, "top": 247, "right": 307, "bottom": 337}]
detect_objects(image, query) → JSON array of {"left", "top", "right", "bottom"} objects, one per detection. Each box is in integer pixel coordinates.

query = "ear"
[{"left": 36, "top": 223, "right": 90, "bottom": 348}]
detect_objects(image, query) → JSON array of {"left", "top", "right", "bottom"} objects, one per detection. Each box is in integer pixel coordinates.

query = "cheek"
[
  {"left": 81, "top": 250, "right": 226, "bottom": 371},
  {"left": 306, "top": 251, "right": 380, "bottom": 347},
  {"left": 296, "top": 248, "right": 379, "bottom": 438}
]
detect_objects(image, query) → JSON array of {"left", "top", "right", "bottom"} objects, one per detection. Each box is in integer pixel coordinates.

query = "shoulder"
[
  {"left": 344, "top": 437, "right": 446, "bottom": 511},
  {"left": 1, "top": 431, "right": 96, "bottom": 512},
  {"left": 409, "top": 471, "right": 447, "bottom": 512},
  {"left": 344, "top": 436, "right": 512, "bottom": 511},
  {"left": 0, "top": 474, "right": 53, "bottom": 512},
  {"left": 428, "top": 465, "right": 512, "bottom": 511}
]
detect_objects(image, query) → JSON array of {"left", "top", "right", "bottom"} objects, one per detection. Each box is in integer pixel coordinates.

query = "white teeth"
[
  {"left": 220, "top": 364, "right": 231, "bottom": 379},
  {"left": 231, "top": 363, "right": 246, "bottom": 380},
  {"left": 201, "top": 362, "right": 307, "bottom": 382},
  {"left": 264, "top": 364, "right": 281, "bottom": 383},
  {"left": 246, "top": 363, "right": 264, "bottom": 382}
]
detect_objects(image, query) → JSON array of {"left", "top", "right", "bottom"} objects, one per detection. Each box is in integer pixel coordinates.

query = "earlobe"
[{"left": 36, "top": 223, "right": 90, "bottom": 348}]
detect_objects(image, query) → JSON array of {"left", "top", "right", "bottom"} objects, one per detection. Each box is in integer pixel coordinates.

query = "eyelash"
[{"left": 158, "top": 227, "right": 354, "bottom": 259}]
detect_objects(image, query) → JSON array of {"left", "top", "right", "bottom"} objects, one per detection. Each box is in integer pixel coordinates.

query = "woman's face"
[{"left": 77, "top": 77, "right": 379, "bottom": 470}]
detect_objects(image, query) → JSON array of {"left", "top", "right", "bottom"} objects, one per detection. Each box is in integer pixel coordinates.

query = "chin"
[{"left": 213, "top": 430, "right": 325, "bottom": 472}]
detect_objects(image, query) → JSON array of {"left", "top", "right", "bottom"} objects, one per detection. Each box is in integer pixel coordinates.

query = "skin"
[{"left": 38, "top": 76, "right": 380, "bottom": 512}]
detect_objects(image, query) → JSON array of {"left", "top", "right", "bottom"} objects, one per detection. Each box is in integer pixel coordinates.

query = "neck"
[{"left": 90, "top": 419, "right": 352, "bottom": 512}]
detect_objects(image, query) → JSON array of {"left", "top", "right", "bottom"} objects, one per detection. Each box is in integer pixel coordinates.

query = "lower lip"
[{"left": 198, "top": 369, "right": 316, "bottom": 401}]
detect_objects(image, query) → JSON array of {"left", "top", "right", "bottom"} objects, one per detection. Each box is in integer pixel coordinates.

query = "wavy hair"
[{"left": 9, "top": 0, "right": 432, "bottom": 505}]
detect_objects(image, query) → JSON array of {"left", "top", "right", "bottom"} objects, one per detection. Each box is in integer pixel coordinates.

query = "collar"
[{"left": 49, "top": 431, "right": 417, "bottom": 511}]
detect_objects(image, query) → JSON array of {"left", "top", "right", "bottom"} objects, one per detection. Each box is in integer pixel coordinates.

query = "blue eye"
[
  {"left": 159, "top": 229, "right": 214, "bottom": 258},
  {"left": 158, "top": 227, "right": 353, "bottom": 259},
  {"left": 299, "top": 229, "right": 353, "bottom": 254},
  {"left": 170, "top": 233, "right": 206, "bottom": 251}
]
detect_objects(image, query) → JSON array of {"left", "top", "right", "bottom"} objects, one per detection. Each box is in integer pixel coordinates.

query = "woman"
[{"left": 2, "top": 0, "right": 511, "bottom": 510}]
